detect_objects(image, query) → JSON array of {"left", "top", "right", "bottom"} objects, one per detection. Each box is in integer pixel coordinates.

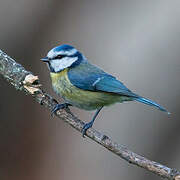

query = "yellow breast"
[
  {"left": 50, "top": 69, "right": 128, "bottom": 110},
  {"left": 50, "top": 69, "right": 72, "bottom": 98},
  {"left": 50, "top": 69, "right": 67, "bottom": 83}
]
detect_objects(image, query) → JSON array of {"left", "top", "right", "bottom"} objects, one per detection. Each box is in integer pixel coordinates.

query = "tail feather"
[{"left": 134, "top": 97, "right": 170, "bottom": 114}]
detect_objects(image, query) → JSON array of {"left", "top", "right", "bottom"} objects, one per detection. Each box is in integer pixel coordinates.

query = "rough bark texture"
[{"left": 0, "top": 49, "right": 179, "bottom": 180}]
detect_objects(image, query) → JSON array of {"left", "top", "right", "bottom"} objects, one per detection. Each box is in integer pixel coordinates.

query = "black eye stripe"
[
  {"left": 54, "top": 55, "right": 66, "bottom": 59},
  {"left": 51, "top": 52, "right": 79, "bottom": 60}
]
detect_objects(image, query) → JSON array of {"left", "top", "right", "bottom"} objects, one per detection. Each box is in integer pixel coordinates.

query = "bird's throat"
[{"left": 50, "top": 68, "right": 68, "bottom": 84}]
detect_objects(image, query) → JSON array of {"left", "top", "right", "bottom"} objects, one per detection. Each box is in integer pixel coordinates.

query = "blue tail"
[{"left": 134, "top": 97, "right": 170, "bottom": 114}]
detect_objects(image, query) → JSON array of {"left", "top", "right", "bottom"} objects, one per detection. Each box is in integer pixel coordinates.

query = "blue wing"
[
  {"left": 68, "top": 62, "right": 169, "bottom": 113},
  {"left": 68, "top": 62, "right": 138, "bottom": 97}
]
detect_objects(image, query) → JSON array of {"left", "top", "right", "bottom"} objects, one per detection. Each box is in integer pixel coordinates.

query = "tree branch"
[{"left": 0, "top": 49, "right": 179, "bottom": 180}]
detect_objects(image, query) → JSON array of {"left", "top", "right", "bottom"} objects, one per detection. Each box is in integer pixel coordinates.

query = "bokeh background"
[{"left": 0, "top": 0, "right": 180, "bottom": 180}]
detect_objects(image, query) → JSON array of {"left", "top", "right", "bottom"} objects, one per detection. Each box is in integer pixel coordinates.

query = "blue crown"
[{"left": 53, "top": 44, "right": 75, "bottom": 52}]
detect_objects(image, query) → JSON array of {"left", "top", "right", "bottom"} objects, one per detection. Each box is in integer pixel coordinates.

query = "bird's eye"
[{"left": 54, "top": 55, "right": 65, "bottom": 59}]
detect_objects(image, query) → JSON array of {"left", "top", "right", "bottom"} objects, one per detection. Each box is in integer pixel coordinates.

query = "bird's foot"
[
  {"left": 51, "top": 103, "right": 71, "bottom": 116},
  {"left": 81, "top": 107, "right": 103, "bottom": 137},
  {"left": 81, "top": 121, "right": 94, "bottom": 137}
]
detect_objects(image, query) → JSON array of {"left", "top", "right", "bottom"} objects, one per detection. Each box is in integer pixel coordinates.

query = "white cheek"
[
  {"left": 50, "top": 60, "right": 61, "bottom": 72},
  {"left": 50, "top": 57, "right": 78, "bottom": 72}
]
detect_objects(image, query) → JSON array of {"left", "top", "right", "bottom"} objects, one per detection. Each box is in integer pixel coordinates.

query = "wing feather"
[
  {"left": 67, "top": 62, "right": 169, "bottom": 113},
  {"left": 68, "top": 62, "right": 138, "bottom": 98}
]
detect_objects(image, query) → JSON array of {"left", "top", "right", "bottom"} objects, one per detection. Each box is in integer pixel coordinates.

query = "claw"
[
  {"left": 51, "top": 103, "right": 70, "bottom": 116},
  {"left": 81, "top": 107, "right": 103, "bottom": 137},
  {"left": 82, "top": 121, "right": 93, "bottom": 137}
]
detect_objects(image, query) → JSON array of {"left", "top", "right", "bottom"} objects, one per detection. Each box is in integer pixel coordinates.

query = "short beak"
[{"left": 41, "top": 56, "right": 49, "bottom": 62}]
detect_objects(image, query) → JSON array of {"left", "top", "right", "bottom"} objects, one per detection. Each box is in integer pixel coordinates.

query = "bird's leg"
[
  {"left": 51, "top": 103, "right": 72, "bottom": 116},
  {"left": 82, "top": 107, "right": 103, "bottom": 137}
]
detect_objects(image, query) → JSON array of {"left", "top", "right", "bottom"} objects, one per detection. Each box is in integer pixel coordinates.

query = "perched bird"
[{"left": 41, "top": 44, "right": 169, "bottom": 136}]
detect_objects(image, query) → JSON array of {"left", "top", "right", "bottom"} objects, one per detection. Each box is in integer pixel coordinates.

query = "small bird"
[{"left": 41, "top": 44, "right": 169, "bottom": 136}]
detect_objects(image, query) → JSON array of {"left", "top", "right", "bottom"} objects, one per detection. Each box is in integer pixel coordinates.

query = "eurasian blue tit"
[{"left": 41, "top": 44, "right": 169, "bottom": 136}]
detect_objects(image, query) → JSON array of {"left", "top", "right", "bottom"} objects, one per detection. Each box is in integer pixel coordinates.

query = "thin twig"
[{"left": 0, "top": 49, "right": 179, "bottom": 180}]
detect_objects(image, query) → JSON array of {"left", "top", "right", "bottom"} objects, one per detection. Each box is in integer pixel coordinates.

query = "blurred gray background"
[{"left": 0, "top": 0, "right": 180, "bottom": 180}]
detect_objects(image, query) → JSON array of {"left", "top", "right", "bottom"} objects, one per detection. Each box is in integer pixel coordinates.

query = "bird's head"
[{"left": 41, "top": 44, "right": 85, "bottom": 73}]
